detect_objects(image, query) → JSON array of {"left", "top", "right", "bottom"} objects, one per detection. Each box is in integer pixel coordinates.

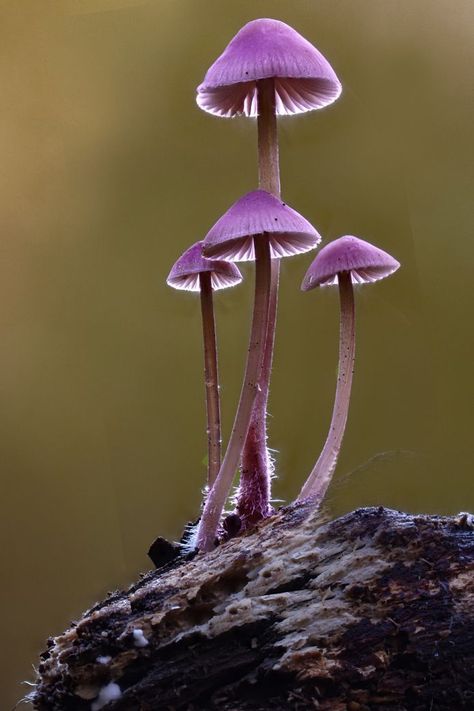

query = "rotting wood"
[{"left": 32, "top": 506, "right": 474, "bottom": 710}]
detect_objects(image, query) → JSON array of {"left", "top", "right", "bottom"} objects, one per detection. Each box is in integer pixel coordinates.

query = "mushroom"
[
  {"left": 298, "top": 235, "right": 400, "bottom": 504},
  {"left": 167, "top": 241, "right": 242, "bottom": 488},
  {"left": 196, "top": 18, "right": 341, "bottom": 529},
  {"left": 196, "top": 189, "right": 320, "bottom": 551},
  {"left": 196, "top": 18, "right": 342, "bottom": 119}
]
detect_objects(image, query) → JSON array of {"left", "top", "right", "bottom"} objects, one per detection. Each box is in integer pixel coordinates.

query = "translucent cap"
[
  {"left": 167, "top": 241, "right": 243, "bottom": 292},
  {"left": 197, "top": 18, "right": 342, "bottom": 117},
  {"left": 203, "top": 190, "right": 321, "bottom": 262},
  {"left": 301, "top": 235, "right": 400, "bottom": 289}
]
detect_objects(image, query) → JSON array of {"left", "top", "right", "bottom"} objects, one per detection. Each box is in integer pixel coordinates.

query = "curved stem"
[
  {"left": 236, "top": 78, "right": 281, "bottom": 528},
  {"left": 196, "top": 238, "right": 271, "bottom": 552},
  {"left": 199, "top": 272, "right": 221, "bottom": 488},
  {"left": 298, "top": 271, "right": 355, "bottom": 503}
]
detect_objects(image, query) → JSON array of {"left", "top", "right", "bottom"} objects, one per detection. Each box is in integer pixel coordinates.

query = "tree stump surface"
[{"left": 32, "top": 506, "right": 474, "bottom": 710}]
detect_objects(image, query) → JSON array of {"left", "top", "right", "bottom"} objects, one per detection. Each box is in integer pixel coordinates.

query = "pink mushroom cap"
[
  {"left": 167, "top": 240, "right": 243, "bottom": 292},
  {"left": 203, "top": 190, "right": 321, "bottom": 262},
  {"left": 301, "top": 235, "right": 400, "bottom": 289},
  {"left": 197, "top": 18, "right": 342, "bottom": 118}
]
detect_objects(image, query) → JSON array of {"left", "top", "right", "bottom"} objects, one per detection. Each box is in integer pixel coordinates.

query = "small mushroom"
[
  {"left": 298, "top": 235, "right": 400, "bottom": 504},
  {"left": 196, "top": 189, "right": 320, "bottom": 551},
  {"left": 167, "top": 241, "right": 242, "bottom": 488},
  {"left": 196, "top": 18, "right": 342, "bottom": 119},
  {"left": 196, "top": 19, "right": 342, "bottom": 530}
]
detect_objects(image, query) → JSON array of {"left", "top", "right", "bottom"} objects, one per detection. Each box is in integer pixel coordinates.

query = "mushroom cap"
[
  {"left": 197, "top": 18, "right": 342, "bottom": 117},
  {"left": 301, "top": 235, "right": 400, "bottom": 289},
  {"left": 203, "top": 190, "right": 321, "bottom": 262},
  {"left": 167, "top": 241, "right": 243, "bottom": 292}
]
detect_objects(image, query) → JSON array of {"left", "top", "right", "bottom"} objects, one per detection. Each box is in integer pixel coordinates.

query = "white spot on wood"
[
  {"left": 91, "top": 682, "right": 121, "bottom": 710},
  {"left": 96, "top": 656, "right": 111, "bottom": 665},
  {"left": 133, "top": 628, "right": 149, "bottom": 648}
]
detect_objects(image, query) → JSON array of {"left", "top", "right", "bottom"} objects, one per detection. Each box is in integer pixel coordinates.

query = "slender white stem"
[
  {"left": 298, "top": 271, "right": 355, "bottom": 503},
  {"left": 199, "top": 272, "right": 221, "bottom": 488},
  {"left": 196, "top": 239, "right": 271, "bottom": 551}
]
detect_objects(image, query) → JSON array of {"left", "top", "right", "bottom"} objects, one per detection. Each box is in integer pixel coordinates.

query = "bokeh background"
[{"left": 1, "top": 0, "right": 473, "bottom": 706}]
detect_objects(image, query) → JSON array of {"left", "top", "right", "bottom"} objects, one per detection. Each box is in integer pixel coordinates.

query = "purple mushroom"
[
  {"left": 196, "top": 18, "right": 342, "bottom": 119},
  {"left": 298, "top": 235, "right": 400, "bottom": 505},
  {"left": 196, "top": 18, "right": 341, "bottom": 533},
  {"left": 196, "top": 189, "right": 320, "bottom": 551},
  {"left": 167, "top": 241, "right": 242, "bottom": 489}
]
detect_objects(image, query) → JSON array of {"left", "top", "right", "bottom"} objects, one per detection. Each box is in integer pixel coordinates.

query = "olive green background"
[{"left": 1, "top": 0, "right": 473, "bottom": 706}]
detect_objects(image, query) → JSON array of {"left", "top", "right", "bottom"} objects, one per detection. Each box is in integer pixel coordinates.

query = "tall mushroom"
[
  {"left": 197, "top": 18, "right": 341, "bottom": 528},
  {"left": 298, "top": 235, "right": 400, "bottom": 505},
  {"left": 196, "top": 189, "right": 320, "bottom": 551},
  {"left": 167, "top": 241, "right": 242, "bottom": 489}
]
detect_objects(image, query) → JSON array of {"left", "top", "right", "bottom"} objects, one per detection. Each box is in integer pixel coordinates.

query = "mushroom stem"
[
  {"left": 196, "top": 238, "right": 271, "bottom": 551},
  {"left": 199, "top": 272, "right": 221, "bottom": 488},
  {"left": 298, "top": 271, "right": 356, "bottom": 503},
  {"left": 257, "top": 78, "right": 280, "bottom": 196},
  {"left": 236, "top": 78, "right": 281, "bottom": 528}
]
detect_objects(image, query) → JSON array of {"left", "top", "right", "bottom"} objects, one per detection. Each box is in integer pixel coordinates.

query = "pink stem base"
[{"left": 236, "top": 421, "right": 274, "bottom": 529}]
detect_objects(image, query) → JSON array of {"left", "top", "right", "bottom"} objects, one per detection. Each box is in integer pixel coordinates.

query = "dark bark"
[{"left": 32, "top": 506, "right": 474, "bottom": 710}]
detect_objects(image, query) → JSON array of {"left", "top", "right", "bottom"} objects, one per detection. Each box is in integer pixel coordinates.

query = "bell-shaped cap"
[
  {"left": 203, "top": 190, "right": 321, "bottom": 262},
  {"left": 197, "top": 18, "right": 342, "bottom": 117},
  {"left": 167, "top": 240, "right": 243, "bottom": 292},
  {"left": 301, "top": 235, "right": 400, "bottom": 289}
]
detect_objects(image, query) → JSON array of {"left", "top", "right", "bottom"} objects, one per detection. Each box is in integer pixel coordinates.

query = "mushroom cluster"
[{"left": 166, "top": 19, "right": 400, "bottom": 553}]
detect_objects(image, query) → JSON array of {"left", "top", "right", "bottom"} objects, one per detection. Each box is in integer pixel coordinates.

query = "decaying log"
[{"left": 33, "top": 506, "right": 474, "bottom": 710}]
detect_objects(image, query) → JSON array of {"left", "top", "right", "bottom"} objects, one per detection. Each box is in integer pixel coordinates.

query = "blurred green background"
[{"left": 1, "top": 0, "right": 473, "bottom": 706}]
